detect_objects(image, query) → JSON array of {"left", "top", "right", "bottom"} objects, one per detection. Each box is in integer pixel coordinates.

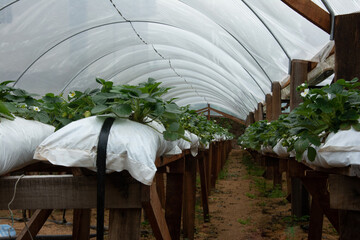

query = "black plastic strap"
[{"left": 96, "top": 117, "right": 115, "bottom": 240}]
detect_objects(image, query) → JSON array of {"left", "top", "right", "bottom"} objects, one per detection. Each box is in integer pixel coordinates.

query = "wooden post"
[
  {"left": 254, "top": 108, "right": 259, "bottom": 122},
  {"left": 333, "top": 13, "right": 360, "bottom": 238},
  {"left": 72, "top": 209, "right": 91, "bottom": 240},
  {"left": 290, "top": 60, "right": 310, "bottom": 218},
  {"left": 334, "top": 13, "right": 360, "bottom": 81},
  {"left": 198, "top": 151, "right": 210, "bottom": 222},
  {"left": 183, "top": 154, "right": 197, "bottom": 240},
  {"left": 257, "top": 103, "right": 264, "bottom": 121},
  {"left": 272, "top": 82, "right": 281, "bottom": 120},
  {"left": 211, "top": 142, "right": 218, "bottom": 188},
  {"left": 108, "top": 208, "right": 142, "bottom": 240},
  {"left": 265, "top": 94, "right": 273, "bottom": 121},
  {"left": 248, "top": 112, "right": 255, "bottom": 125},
  {"left": 290, "top": 60, "right": 309, "bottom": 110},
  {"left": 165, "top": 159, "right": 184, "bottom": 240},
  {"left": 207, "top": 145, "right": 213, "bottom": 193}
]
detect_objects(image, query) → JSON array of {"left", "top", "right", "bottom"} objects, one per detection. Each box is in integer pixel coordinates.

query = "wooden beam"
[
  {"left": 142, "top": 184, "right": 171, "bottom": 240},
  {"left": 0, "top": 174, "right": 142, "bottom": 210},
  {"left": 334, "top": 13, "right": 360, "bottom": 81},
  {"left": 208, "top": 107, "right": 245, "bottom": 125},
  {"left": 198, "top": 152, "right": 210, "bottom": 222},
  {"left": 281, "top": 0, "right": 331, "bottom": 33},
  {"left": 17, "top": 209, "right": 53, "bottom": 240}
]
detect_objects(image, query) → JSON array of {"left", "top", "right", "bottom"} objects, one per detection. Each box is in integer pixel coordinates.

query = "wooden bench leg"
[
  {"left": 183, "top": 155, "right": 197, "bottom": 239},
  {"left": 308, "top": 197, "right": 324, "bottom": 240},
  {"left": 108, "top": 208, "right": 141, "bottom": 240},
  {"left": 17, "top": 209, "right": 53, "bottom": 240},
  {"left": 142, "top": 184, "right": 171, "bottom": 240},
  {"left": 72, "top": 209, "right": 91, "bottom": 240},
  {"left": 165, "top": 159, "right": 184, "bottom": 240},
  {"left": 198, "top": 153, "right": 210, "bottom": 222}
]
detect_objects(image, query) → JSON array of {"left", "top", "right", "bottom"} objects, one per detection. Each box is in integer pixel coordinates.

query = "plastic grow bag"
[
  {"left": 0, "top": 117, "right": 55, "bottom": 175},
  {"left": 34, "top": 116, "right": 181, "bottom": 185}
]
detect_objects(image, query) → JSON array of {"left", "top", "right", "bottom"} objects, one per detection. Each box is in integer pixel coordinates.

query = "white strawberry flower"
[
  {"left": 300, "top": 88, "right": 309, "bottom": 97},
  {"left": 68, "top": 92, "right": 76, "bottom": 98},
  {"left": 32, "top": 106, "right": 41, "bottom": 112}
]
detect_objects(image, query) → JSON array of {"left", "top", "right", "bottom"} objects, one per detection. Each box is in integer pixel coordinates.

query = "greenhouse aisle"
[{"left": 191, "top": 148, "right": 339, "bottom": 240}]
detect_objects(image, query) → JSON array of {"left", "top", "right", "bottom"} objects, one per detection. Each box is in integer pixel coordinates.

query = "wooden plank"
[
  {"left": 142, "top": 184, "right": 171, "bottom": 240},
  {"left": 72, "top": 209, "right": 91, "bottom": 240},
  {"left": 281, "top": 0, "right": 331, "bottom": 33},
  {"left": 155, "top": 153, "right": 184, "bottom": 168},
  {"left": 165, "top": 159, "right": 184, "bottom": 240},
  {"left": 17, "top": 209, "right": 53, "bottom": 240},
  {"left": 265, "top": 94, "right": 273, "bottom": 121},
  {"left": 198, "top": 152, "right": 210, "bottom": 222},
  {"left": 272, "top": 82, "right": 281, "bottom": 120},
  {"left": 183, "top": 154, "right": 197, "bottom": 240},
  {"left": 0, "top": 174, "right": 142, "bottom": 210},
  {"left": 315, "top": 165, "right": 360, "bottom": 177},
  {"left": 290, "top": 60, "right": 309, "bottom": 110},
  {"left": 108, "top": 208, "right": 141, "bottom": 240},
  {"left": 328, "top": 174, "right": 360, "bottom": 211},
  {"left": 334, "top": 13, "right": 360, "bottom": 81}
]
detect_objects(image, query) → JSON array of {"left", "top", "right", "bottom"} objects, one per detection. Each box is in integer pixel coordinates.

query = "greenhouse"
[{"left": 0, "top": 0, "right": 359, "bottom": 239}]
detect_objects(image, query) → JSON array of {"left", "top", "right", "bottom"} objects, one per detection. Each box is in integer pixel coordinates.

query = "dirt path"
[{"left": 194, "top": 148, "right": 338, "bottom": 240}]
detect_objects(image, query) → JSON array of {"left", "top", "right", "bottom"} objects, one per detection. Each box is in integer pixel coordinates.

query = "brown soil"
[{"left": 0, "top": 148, "right": 339, "bottom": 239}]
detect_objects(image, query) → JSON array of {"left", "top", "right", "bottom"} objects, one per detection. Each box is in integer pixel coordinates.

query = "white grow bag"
[
  {"left": 304, "top": 127, "right": 360, "bottom": 168},
  {"left": 0, "top": 117, "right": 55, "bottom": 175},
  {"left": 34, "top": 116, "right": 181, "bottom": 185}
]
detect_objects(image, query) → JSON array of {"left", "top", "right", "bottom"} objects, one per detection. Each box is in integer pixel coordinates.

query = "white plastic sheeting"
[{"left": 1, "top": 0, "right": 359, "bottom": 119}]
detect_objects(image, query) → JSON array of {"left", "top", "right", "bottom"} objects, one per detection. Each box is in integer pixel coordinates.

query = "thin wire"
[
  {"left": 109, "top": 0, "right": 208, "bottom": 104},
  {"left": 7, "top": 174, "right": 34, "bottom": 240}
]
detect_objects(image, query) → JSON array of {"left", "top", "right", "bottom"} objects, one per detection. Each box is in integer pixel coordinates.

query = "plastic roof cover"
[{"left": 0, "top": 0, "right": 359, "bottom": 120}]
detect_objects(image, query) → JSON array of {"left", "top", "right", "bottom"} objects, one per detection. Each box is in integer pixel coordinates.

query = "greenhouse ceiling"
[{"left": 1, "top": 0, "right": 359, "bottom": 120}]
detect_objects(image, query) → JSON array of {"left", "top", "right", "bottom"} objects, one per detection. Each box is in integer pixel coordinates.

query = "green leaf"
[
  {"left": 353, "top": 123, "right": 360, "bottom": 131},
  {"left": 165, "top": 103, "right": 183, "bottom": 114},
  {"left": 111, "top": 104, "right": 132, "bottom": 117},
  {"left": 169, "top": 122, "right": 180, "bottom": 131},
  {"left": 340, "top": 122, "right": 351, "bottom": 130},
  {"left": 34, "top": 112, "right": 50, "bottom": 124},
  {"left": 307, "top": 147, "right": 317, "bottom": 162},
  {"left": 0, "top": 101, "right": 14, "bottom": 120},
  {"left": 163, "top": 130, "right": 179, "bottom": 141},
  {"left": 91, "top": 104, "right": 110, "bottom": 114},
  {"left": 294, "top": 138, "right": 310, "bottom": 154}
]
